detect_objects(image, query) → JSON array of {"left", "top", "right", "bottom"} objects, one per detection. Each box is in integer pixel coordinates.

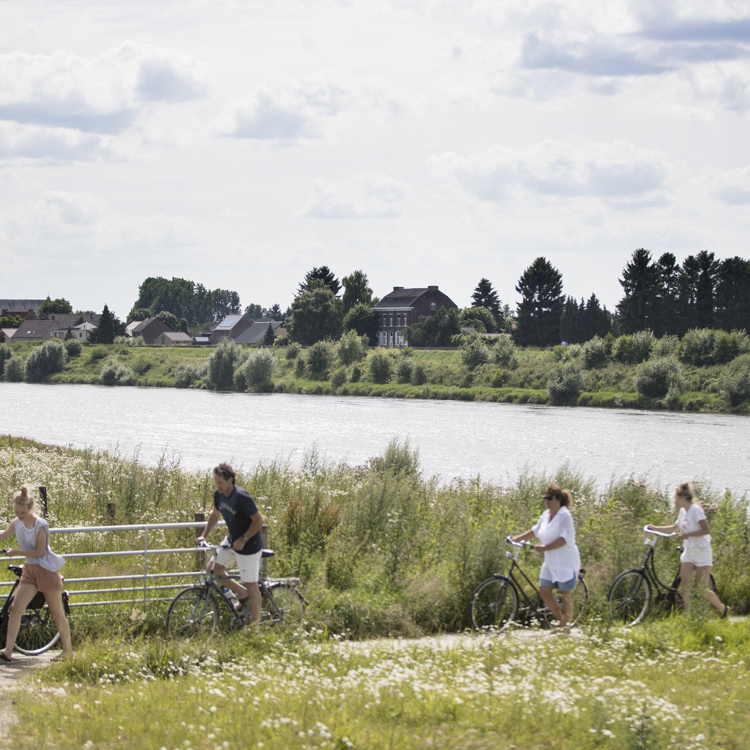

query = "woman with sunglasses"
[{"left": 512, "top": 483, "right": 581, "bottom": 628}]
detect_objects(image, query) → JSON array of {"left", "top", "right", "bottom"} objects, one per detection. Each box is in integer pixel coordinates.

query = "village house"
[
  {"left": 374, "top": 286, "right": 458, "bottom": 347},
  {"left": 209, "top": 314, "right": 252, "bottom": 345},
  {"left": 130, "top": 317, "right": 174, "bottom": 345},
  {"left": 154, "top": 331, "right": 193, "bottom": 347},
  {"left": 233, "top": 320, "right": 286, "bottom": 346},
  {"left": 0, "top": 300, "right": 46, "bottom": 320},
  {"left": 8, "top": 319, "right": 64, "bottom": 343}
]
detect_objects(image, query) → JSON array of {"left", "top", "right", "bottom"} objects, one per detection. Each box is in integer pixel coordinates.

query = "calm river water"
[{"left": 0, "top": 383, "right": 748, "bottom": 495}]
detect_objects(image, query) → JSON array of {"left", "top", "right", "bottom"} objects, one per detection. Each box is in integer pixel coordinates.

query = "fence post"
[
  {"left": 194, "top": 512, "right": 205, "bottom": 571},
  {"left": 38, "top": 486, "right": 48, "bottom": 518},
  {"left": 106, "top": 503, "right": 116, "bottom": 523},
  {"left": 261, "top": 524, "right": 269, "bottom": 578}
]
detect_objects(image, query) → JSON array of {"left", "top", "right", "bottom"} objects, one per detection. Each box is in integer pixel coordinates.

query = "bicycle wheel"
[
  {"left": 14, "top": 594, "right": 69, "bottom": 656},
  {"left": 471, "top": 576, "right": 519, "bottom": 632},
  {"left": 672, "top": 573, "right": 717, "bottom": 613},
  {"left": 165, "top": 588, "right": 220, "bottom": 637},
  {"left": 261, "top": 583, "right": 305, "bottom": 628},
  {"left": 559, "top": 576, "right": 589, "bottom": 627},
  {"left": 608, "top": 570, "right": 651, "bottom": 626}
]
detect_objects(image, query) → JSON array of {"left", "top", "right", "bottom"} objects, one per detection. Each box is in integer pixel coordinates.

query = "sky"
[{"left": 2, "top": 0, "right": 750, "bottom": 321}]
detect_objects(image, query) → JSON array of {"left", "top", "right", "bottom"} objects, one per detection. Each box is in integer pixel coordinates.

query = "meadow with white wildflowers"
[{"left": 2, "top": 435, "right": 749, "bottom": 748}]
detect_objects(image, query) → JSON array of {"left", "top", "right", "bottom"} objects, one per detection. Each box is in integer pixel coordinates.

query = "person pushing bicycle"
[
  {"left": 511, "top": 483, "right": 581, "bottom": 628},
  {"left": 197, "top": 464, "right": 264, "bottom": 624}
]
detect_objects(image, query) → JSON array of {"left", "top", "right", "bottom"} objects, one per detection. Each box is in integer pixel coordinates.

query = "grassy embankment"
[
  {"left": 1, "top": 436, "right": 749, "bottom": 749},
  {"left": 5, "top": 338, "right": 748, "bottom": 413}
]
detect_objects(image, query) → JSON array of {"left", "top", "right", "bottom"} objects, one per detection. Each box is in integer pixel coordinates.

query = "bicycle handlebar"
[
  {"left": 504, "top": 536, "right": 535, "bottom": 549},
  {"left": 643, "top": 525, "right": 676, "bottom": 538}
]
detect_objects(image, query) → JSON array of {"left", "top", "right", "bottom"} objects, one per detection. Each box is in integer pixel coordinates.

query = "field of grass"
[
  {"left": 3, "top": 338, "right": 748, "bottom": 413},
  {"left": 2, "top": 437, "right": 749, "bottom": 748}
]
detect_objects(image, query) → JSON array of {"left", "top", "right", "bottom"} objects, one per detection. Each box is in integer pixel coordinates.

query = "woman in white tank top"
[{"left": 0, "top": 485, "right": 72, "bottom": 662}]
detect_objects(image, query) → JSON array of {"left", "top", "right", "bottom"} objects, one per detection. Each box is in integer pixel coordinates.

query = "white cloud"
[
  {"left": 0, "top": 190, "right": 203, "bottom": 258},
  {"left": 0, "top": 121, "right": 119, "bottom": 162},
  {"left": 428, "top": 141, "right": 670, "bottom": 207},
  {"left": 299, "top": 171, "right": 407, "bottom": 218},
  {"left": 715, "top": 165, "right": 750, "bottom": 204},
  {"left": 0, "top": 43, "right": 207, "bottom": 134}
]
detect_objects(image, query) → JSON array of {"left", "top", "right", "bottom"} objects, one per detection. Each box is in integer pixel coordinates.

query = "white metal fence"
[{"left": 0, "top": 521, "right": 230, "bottom": 609}]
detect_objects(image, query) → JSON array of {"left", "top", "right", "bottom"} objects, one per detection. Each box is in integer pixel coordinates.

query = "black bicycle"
[
  {"left": 607, "top": 526, "right": 717, "bottom": 627},
  {"left": 471, "top": 537, "right": 589, "bottom": 632},
  {"left": 0, "top": 560, "right": 71, "bottom": 655},
  {"left": 165, "top": 542, "right": 305, "bottom": 637}
]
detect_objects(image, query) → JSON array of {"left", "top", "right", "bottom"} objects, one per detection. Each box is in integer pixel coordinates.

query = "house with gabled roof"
[
  {"left": 234, "top": 320, "right": 286, "bottom": 346},
  {"left": 154, "top": 331, "right": 193, "bottom": 347},
  {"left": 0, "top": 300, "right": 46, "bottom": 319},
  {"left": 210, "top": 314, "right": 251, "bottom": 345},
  {"left": 9, "top": 319, "right": 64, "bottom": 343},
  {"left": 374, "top": 286, "right": 458, "bottom": 347},
  {"left": 131, "top": 317, "right": 174, "bottom": 345}
]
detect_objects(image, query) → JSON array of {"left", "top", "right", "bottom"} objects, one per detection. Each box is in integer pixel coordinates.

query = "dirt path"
[{"left": 0, "top": 652, "right": 56, "bottom": 747}]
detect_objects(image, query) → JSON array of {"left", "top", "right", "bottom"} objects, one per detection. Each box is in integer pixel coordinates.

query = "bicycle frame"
[
  {"left": 637, "top": 527, "right": 682, "bottom": 600},
  {"left": 503, "top": 540, "right": 551, "bottom": 622},
  {"left": 0, "top": 566, "right": 22, "bottom": 628}
]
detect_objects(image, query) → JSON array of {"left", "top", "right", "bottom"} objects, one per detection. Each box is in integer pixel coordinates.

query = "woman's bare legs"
[
  {"left": 44, "top": 590, "right": 72, "bottom": 656},
  {"left": 0, "top": 583, "right": 37, "bottom": 660},
  {"left": 540, "top": 586, "right": 567, "bottom": 626}
]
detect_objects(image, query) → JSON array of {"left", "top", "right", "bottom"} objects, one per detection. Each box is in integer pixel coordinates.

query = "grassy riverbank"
[
  {"left": 3, "top": 337, "right": 749, "bottom": 413},
  {"left": 3, "top": 437, "right": 749, "bottom": 749}
]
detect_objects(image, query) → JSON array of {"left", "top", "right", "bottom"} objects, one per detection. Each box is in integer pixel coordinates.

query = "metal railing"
[{"left": 0, "top": 521, "right": 230, "bottom": 609}]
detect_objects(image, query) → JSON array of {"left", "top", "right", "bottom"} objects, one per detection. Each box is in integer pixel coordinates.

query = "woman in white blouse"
[
  {"left": 647, "top": 481, "right": 727, "bottom": 617},
  {"left": 512, "top": 483, "right": 581, "bottom": 627}
]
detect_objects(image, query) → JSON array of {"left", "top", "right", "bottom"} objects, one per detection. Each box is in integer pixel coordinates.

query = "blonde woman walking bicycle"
[{"left": 647, "top": 481, "right": 727, "bottom": 618}]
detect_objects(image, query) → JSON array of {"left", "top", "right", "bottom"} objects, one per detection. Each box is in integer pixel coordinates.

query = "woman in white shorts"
[{"left": 647, "top": 481, "right": 727, "bottom": 617}]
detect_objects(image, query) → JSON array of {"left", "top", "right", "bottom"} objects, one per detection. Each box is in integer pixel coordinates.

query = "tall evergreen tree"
[
  {"left": 262, "top": 323, "right": 275, "bottom": 346},
  {"left": 514, "top": 257, "right": 564, "bottom": 347},
  {"left": 94, "top": 304, "right": 116, "bottom": 344},
  {"left": 298, "top": 266, "right": 341, "bottom": 296},
  {"left": 583, "top": 294, "right": 610, "bottom": 340},
  {"left": 471, "top": 278, "right": 502, "bottom": 324},
  {"left": 714, "top": 257, "right": 750, "bottom": 332},
  {"left": 617, "top": 248, "right": 658, "bottom": 334},
  {"left": 654, "top": 252, "right": 682, "bottom": 337},
  {"left": 694, "top": 250, "right": 720, "bottom": 329},
  {"left": 559, "top": 296, "right": 581, "bottom": 343}
]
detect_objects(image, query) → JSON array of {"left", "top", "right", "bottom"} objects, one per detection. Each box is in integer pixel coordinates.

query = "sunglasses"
[{"left": 543, "top": 496, "right": 554, "bottom": 501}]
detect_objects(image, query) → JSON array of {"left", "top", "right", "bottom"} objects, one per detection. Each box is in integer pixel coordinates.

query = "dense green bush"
[
  {"left": 206, "top": 339, "right": 246, "bottom": 390},
  {"left": 113, "top": 335, "right": 146, "bottom": 347},
  {"left": 581, "top": 336, "right": 609, "bottom": 369},
  {"left": 490, "top": 335, "right": 518, "bottom": 369},
  {"left": 285, "top": 341, "right": 302, "bottom": 360},
  {"left": 64, "top": 339, "right": 83, "bottom": 357},
  {"left": 679, "top": 329, "right": 749, "bottom": 366},
  {"left": 410, "top": 361, "right": 427, "bottom": 385},
  {"left": 330, "top": 366, "right": 347, "bottom": 389},
  {"left": 546, "top": 362, "right": 584, "bottom": 404},
  {"left": 368, "top": 351, "right": 393, "bottom": 384},
  {"left": 173, "top": 364, "right": 197, "bottom": 388},
  {"left": 652, "top": 335, "right": 680, "bottom": 358},
  {"left": 100, "top": 359, "right": 136, "bottom": 386},
  {"left": 718, "top": 353, "right": 750, "bottom": 406},
  {"left": 461, "top": 338, "right": 489, "bottom": 370},
  {"left": 4, "top": 354, "right": 24, "bottom": 382},
  {"left": 0, "top": 344, "right": 12, "bottom": 376},
  {"left": 24, "top": 339, "right": 67, "bottom": 382},
  {"left": 307, "top": 340, "right": 335, "bottom": 380},
  {"left": 396, "top": 356, "right": 413, "bottom": 384},
  {"left": 337, "top": 330, "right": 369, "bottom": 366},
  {"left": 244, "top": 349, "right": 277, "bottom": 386},
  {"left": 634, "top": 357, "right": 683, "bottom": 399},
  {"left": 294, "top": 353, "right": 307, "bottom": 377}
]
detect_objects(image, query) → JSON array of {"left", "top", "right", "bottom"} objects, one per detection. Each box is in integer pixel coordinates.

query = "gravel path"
[{"left": 0, "top": 651, "right": 57, "bottom": 748}]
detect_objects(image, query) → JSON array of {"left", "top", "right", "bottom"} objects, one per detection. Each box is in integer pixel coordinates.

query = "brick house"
[
  {"left": 374, "top": 286, "right": 458, "bottom": 347},
  {"left": 209, "top": 315, "right": 252, "bottom": 345},
  {"left": 131, "top": 317, "right": 175, "bottom": 345}
]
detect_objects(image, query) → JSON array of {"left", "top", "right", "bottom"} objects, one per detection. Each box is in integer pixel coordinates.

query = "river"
[{"left": 0, "top": 383, "right": 748, "bottom": 495}]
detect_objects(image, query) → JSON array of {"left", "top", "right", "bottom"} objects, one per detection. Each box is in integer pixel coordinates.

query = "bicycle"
[
  {"left": 165, "top": 542, "right": 305, "bottom": 637},
  {"left": 0, "top": 558, "right": 71, "bottom": 656},
  {"left": 607, "top": 526, "right": 717, "bottom": 627},
  {"left": 471, "top": 537, "right": 589, "bottom": 632}
]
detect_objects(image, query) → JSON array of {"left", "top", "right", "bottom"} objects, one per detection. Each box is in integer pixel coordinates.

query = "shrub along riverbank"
[
  {"left": 2, "top": 436, "right": 749, "bottom": 749},
  {"left": 2, "top": 327, "right": 750, "bottom": 412}
]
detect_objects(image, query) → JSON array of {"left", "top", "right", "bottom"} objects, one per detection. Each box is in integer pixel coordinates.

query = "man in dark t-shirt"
[{"left": 197, "top": 463, "right": 264, "bottom": 623}]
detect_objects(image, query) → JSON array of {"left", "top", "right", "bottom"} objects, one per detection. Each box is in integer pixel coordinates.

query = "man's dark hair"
[{"left": 213, "top": 463, "right": 236, "bottom": 484}]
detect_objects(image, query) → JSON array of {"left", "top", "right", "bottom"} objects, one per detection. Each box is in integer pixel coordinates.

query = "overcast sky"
[{"left": 2, "top": 0, "right": 749, "bottom": 320}]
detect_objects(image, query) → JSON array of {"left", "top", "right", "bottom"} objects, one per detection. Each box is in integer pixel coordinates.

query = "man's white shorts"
[
  {"left": 680, "top": 544, "right": 713, "bottom": 567},
  {"left": 214, "top": 537, "right": 262, "bottom": 583}
]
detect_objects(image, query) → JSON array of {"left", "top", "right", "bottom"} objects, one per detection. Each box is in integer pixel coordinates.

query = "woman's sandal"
[
  {"left": 720, "top": 605, "right": 730, "bottom": 619},
  {"left": 234, "top": 596, "right": 250, "bottom": 613},
  {"left": 0, "top": 652, "right": 12, "bottom": 663}
]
